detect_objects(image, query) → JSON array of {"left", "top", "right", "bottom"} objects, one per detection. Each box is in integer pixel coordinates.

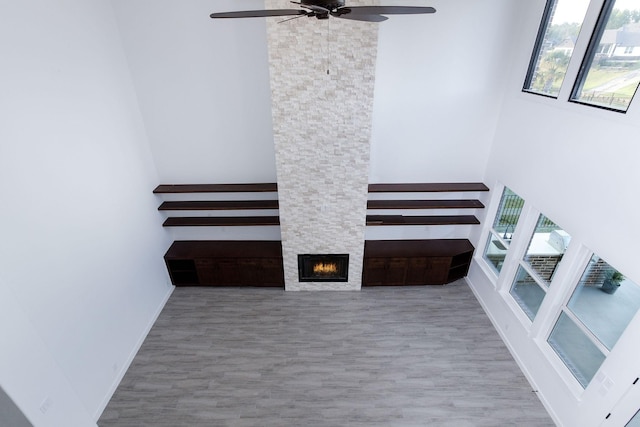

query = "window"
[
  {"left": 524, "top": 0, "right": 591, "bottom": 97},
  {"left": 511, "top": 266, "right": 549, "bottom": 320},
  {"left": 483, "top": 187, "right": 524, "bottom": 274},
  {"left": 510, "top": 215, "right": 570, "bottom": 320},
  {"left": 548, "top": 255, "right": 640, "bottom": 387},
  {"left": 627, "top": 408, "right": 640, "bottom": 426},
  {"left": 571, "top": 0, "right": 640, "bottom": 111},
  {"left": 523, "top": 215, "right": 570, "bottom": 285}
]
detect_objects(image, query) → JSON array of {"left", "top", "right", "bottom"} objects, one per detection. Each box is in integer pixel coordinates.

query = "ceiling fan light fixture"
[{"left": 210, "top": 1, "right": 435, "bottom": 22}]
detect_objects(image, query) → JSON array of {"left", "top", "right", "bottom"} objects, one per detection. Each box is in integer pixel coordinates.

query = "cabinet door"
[
  {"left": 363, "top": 258, "right": 387, "bottom": 286},
  {"left": 196, "top": 259, "right": 241, "bottom": 285},
  {"left": 195, "top": 259, "right": 217, "bottom": 285},
  {"left": 261, "top": 258, "right": 285, "bottom": 286},
  {"left": 238, "top": 259, "right": 261, "bottom": 285},
  {"left": 386, "top": 258, "right": 408, "bottom": 285},
  {"left": 363, "top": 258, "right": 408, "bottom": 286},
  {"left": 406, "top": 258, "right": 429, "bottom": 285},
  {"left": 425, "top": 257, "right": 451, "bottom": 284},
  {"left": 195, "top": 258, "right": 283, "bottom": 287}
]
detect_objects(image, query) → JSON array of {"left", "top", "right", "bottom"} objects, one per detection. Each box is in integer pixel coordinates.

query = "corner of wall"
[{"left": 94, "top": 284, "right": 174, "bottom": 420}]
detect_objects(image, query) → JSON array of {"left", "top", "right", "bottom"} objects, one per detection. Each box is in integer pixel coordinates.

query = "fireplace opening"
[{"left": 298, "top": 254, "right": 349, "bottom": 282}]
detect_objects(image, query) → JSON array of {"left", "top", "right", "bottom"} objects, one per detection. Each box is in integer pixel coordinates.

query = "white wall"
[
  {"left": 469, "top": 1, "right": 640, "bottom": 425},
  {"left": 111, "top": 0, "right": 277, "bottom": 184},
  {"left": 113, "top": 0, "right": 523, "bottom": 245},
  {"left": 0, "top": 1, "right": 172, "bottom": 424},
  {"left": 113, "top": 0, "right": 522, "bottom": 186},
  {"left": 369, "top": 0, "right": 521, "bottom": 183},
  {"left": 482, "top": 0, "right": 640, "bottom": 278}
]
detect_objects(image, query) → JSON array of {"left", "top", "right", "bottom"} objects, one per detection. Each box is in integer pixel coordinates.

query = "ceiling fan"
[{"left": 210, "top": 0, "right": 436, "bottom": 23}]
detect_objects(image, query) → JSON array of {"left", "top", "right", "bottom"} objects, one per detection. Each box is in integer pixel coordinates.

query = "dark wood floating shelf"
[
  {"left": 159, "top": 200, "right": 279, "bottom": 211},
  {"left": 154, "top": 182, "right": 487, "bottom": 229},
  {"left": 368, "top": 183, "right": 489, "bottom": 193},
  {"left": 163, "top": 216, "right": 280, "bottom": 227},
  {"left": 367, "top": 199, "right": 484, "bottom": 210},
  {"left": 366, "top": 215, "right": 480, "bottom": 226},
  {"left": 154, "top": 183, "right": 278, "bottom": 194}
]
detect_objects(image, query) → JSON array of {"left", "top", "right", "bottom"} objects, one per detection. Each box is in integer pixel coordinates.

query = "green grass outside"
[
  {"left": 615, "top": 81, "right": 640, "bottom": 97},
  {"left": 582, "top": 68, "right": 629, "bottom": 91}
]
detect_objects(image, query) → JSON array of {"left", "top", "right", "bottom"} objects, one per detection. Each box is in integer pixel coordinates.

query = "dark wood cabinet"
[
  {"left": 166, "top": 259, "right": 199, "bottom": 285},
  {"left": 164, "top": 241, "right": 284, "bottom": 287},
  {"left": 403, "top": 257, "right": 450, "bottom": 285},
  {"left": 363, "top": 258, "right": 408, "bottom": 286},
  {"left": 362, "top": 239, "right": 474, "bottom": 286},
  {"left": 165, "top": 239, "right": 473, "bottom": 287}
]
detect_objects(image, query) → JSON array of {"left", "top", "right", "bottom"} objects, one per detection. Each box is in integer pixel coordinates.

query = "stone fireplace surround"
[{"left": 266, "top": 0, "right": 379, "bottom": 291}]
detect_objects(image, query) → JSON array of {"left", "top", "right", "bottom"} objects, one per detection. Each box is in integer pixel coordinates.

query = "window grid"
[
  {"left": 482, "top": 187, "right": 525, "bottom": 277},
  {"left": 559, "top": 306, "right": 611, "bottom": 356},
  {"left": 509, "top": 213, "right": 570, "bottom": 322},
  {"left": 520, "top": 260, "right": 551, "bottom": 291},
  {"left": 545, "top": 252, "right": 640, "bottom": 389},
  {"left": 509, "top": 261, "right": 551, "bottom": 321}
]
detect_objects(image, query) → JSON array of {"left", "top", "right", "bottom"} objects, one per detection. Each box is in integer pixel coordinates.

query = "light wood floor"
[{"left": 99, "top": 281, "right": 553, "bottom": 426}]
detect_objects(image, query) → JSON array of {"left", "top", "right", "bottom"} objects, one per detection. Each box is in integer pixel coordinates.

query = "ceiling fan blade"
[
  {"left": 333, "top": 13, "right": 388, "bottom": 22},
  {"left": 210, "top": 9, "right": 307, "bottom": 19},
  {"left": 343, "top": 6, "right": 436, "bottom": 15}
]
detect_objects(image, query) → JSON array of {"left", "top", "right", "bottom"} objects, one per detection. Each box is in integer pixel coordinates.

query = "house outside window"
[{"left": 571, "top": 0, "right": 640, "bottom": 111}]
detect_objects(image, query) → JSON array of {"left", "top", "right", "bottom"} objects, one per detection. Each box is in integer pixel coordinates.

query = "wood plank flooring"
[{"left": 99, "top": 281, "right": 553, "bottom": 426}]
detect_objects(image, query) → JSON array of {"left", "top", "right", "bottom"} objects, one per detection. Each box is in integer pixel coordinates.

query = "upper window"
[
  {"left": 571, "top": 0, "right": 640, "bottom": 111},
  {"left": 524, "top": 0, "right": 591, "bottom": 97}
]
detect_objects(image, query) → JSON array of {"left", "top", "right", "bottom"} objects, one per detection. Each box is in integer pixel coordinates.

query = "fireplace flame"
[{"left": 313, "top": 262, "right": 338, "bottom": 275}]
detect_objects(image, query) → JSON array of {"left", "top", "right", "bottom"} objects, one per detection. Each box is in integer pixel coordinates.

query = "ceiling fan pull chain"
[{"left": 326, "top": 18, "right": 331, "bottom": 75}]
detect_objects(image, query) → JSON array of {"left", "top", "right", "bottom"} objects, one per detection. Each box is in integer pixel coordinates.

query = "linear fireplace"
[{"left": 298, "top": 254, "right": 349, "bottom": 282}]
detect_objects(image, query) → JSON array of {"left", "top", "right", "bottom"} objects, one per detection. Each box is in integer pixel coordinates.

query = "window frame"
[
  {"left": 523, "top": 0, "right": 559, "bottom": 98},
  {"left": 545, "top": 253, "right": 612, "bottom": 388},
  {"left": 509, "top": 263, "right": 551, "bottom": 321},
  {"left": 547, "top": 309, "right": 609, "bottom": 388},
  {"left": 569, "top": 0, "right": 640, "bottom": 112},
  {"left": 481, "top": 186, "right": 525, "bottom": 278},
  {"left": 544, "top": 250, "right": 640, "bottom": 389},
  {"left": 508, "top": 213, "right": 571, "bottom": 323},
  {"left": 523, "top": 0, "right": 592, "bottom": 99}
]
